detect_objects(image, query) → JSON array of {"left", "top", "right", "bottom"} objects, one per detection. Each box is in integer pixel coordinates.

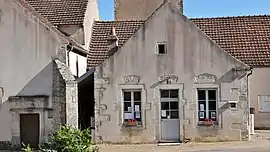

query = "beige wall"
[
  {"left": 249, "top": 68, "right": 270, "bottom": 129},
  {"left": 0, "top": 0, "right": 66, "bottom": 141},
  {"left": 83, "top": 0, "right": 99, "bottom": 49},
  {"left": 114, "top": 0, "right": 183, "bottom": 20},
  {"left": 95, "top": 2, "right": 249, "bottom": 143}
]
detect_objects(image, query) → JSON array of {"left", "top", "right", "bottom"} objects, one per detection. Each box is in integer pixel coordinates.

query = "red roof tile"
[
  {"left": 88, "top": 15, "right": 270, "bottom": 68},
  {"left": 88, "top": 20, "right": 145, "bottom": 67},
  {"left": 191, "top": 15, "right": 270, "bottom": 68},
  {"left": 26, "top": 0, "right": 88, "bottom": 26}
]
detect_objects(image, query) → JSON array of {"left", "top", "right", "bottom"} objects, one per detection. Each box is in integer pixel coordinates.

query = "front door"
[
  {"left": 160, "top": 89, "right": 180, "bottom": 142},
  {"left": 20, "top": 114, "right": 40, "bottom": 149}
]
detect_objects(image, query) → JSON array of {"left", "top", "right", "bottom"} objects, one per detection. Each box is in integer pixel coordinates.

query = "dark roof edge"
[{"left": 190, "top": 14, "right": 270, "bottom": 20}]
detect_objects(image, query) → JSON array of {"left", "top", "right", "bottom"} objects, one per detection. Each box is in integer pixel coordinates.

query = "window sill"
[
  {"left": 197, "top": 121, "right": 219, "bottom": 127},
  {"left": 121, "top": 124, "right": 144, "bottom": 130}
]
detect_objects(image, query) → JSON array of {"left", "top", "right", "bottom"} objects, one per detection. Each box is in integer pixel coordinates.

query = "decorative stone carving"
[
  {"left": 194, "top": 73, "right": 216, "bottom": 84},
  {"left": 122, "top": 75, "right": 140, "bottom": 84},
  {"left": 99, "top": 114, "right": 110, "bottom": 122},
  {"left": 99, "top": 104, "right": 107, "bottom": 110},
  {"left": 158, "top": 74, "right": 178, "bottom": 83}
]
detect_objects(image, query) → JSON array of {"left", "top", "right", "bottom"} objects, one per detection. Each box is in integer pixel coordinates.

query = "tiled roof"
[
  {"left": 88, "top": 20, "right": 145, "bottom": 67},
  {"left": 88, "top": 15, "right": 270, "bottom": 68},
  {"left": 26, "top": 0, "right": 88, "bottom": 26},
  {"left": 191, "top": 15, "right": 270, "bottom": 68}
]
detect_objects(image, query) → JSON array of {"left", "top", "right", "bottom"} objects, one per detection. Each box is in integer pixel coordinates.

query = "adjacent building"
[{"left": 0, "top": 0, "right": 99, "bottom": 149}]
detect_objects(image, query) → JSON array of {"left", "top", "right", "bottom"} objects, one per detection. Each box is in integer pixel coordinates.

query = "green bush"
[
  {"left": 43, "top": 125, "right": 94, "bottom": 152},
  {"left": 22, "top": 125, "right": 98, "bottom": 152},
  {"left": 22, "top": 143, "right": 34, "bottom": 152}
]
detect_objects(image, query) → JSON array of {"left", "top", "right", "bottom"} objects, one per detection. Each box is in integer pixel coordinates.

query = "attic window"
[{"left": 157, "top": 43, "right": 167, "bottom": 55}]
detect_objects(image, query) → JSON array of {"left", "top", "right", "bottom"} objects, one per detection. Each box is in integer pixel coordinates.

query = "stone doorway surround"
[{"left": 8, "top": 96, "right": 52, "bottom": 148}]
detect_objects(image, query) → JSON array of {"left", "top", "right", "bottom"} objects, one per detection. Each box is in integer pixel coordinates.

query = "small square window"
[
  {"left": 157, "top": 43, "right": 166, "bottom": 55},
  {"left": 230, "top": 103, "right": 237, "bottom": 109}
]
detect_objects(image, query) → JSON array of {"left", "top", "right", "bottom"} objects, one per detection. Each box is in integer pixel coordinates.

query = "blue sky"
[{"left": 98, "top": 0, "right": 270, "bottom": 20}]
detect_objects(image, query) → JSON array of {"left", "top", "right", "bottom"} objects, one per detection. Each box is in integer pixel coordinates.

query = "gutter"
[{"left": 246, "top": 68, "right": 253, "bottom": 128}]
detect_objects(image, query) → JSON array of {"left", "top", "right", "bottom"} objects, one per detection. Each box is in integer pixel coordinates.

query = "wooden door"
[{"left": 20, "top": 114, "right": 40, "bottom": 149}]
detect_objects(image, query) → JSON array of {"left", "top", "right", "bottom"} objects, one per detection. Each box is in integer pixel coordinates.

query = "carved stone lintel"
[
  {"left": 99, "top": 104, "right": 107, "bottom": 110},
  {"left": 99, "top": 114, "right": 110, "bottom": 122},
  {"left": 159, "top": 74, "right": 178, "bottom": 83},
  {"left": 122, "top": 75, "right": 140, "bottom": 84},
  {"left": 194, "top": 73, "right": 216, "bottom": 84}
]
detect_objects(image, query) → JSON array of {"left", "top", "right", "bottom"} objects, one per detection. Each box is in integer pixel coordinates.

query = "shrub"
[
  {"left": 22, "top": 143, "right": 34, "bottom": 152},
  {"left": 43, "top": 125, "right": 94, "bottom": 152},
  {"left": 22, "top": 125, "right": 97, "bottom": 152}
]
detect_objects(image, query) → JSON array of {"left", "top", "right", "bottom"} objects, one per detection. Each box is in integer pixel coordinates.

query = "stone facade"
[{"left": 94, "top": 2, "right": 250, "bottom": 143}]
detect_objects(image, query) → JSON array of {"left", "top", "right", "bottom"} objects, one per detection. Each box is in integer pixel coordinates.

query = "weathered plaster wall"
[
  {"left": 0, "top": 0, "right": 66, "bottom": 142},
  {"left": 83, "top": 0, "right": 99, "bottom": 50},
  {"left": 95, "top": 2, "right": 249, "bottom": 143},
  {"left": 114, "top": 0, "right": 183, "bottom": 20},
  {"left": 249, "top": 68, "right": 270, "bottom": 129},
  {"left": 69, "top": 51, "right": 87, "bottom": 77}
]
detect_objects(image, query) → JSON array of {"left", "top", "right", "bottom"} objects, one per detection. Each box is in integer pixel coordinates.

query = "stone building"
[
  {"left": 113, "top": 0, "right": 270, "bottom": 131},
  {"left": 0, "top": 0, "right": 99, "bottom": 149},
  {"left": 87, "top": 1, "right": 259, "bottom": 143}
]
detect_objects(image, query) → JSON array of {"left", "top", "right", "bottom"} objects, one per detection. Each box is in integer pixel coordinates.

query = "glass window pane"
[
  {"left": 209, "top": 111, "right": 217, "bottom": 121},
  {"left": 170, "top": 111, "right": 179, "bottom": 119},
  {"left": 124, "top": 102, "right": 132, "bottom": 112},
  {"left": 198, "top": 111, "right": 206, "bottom": 121},
  {"left": 198, "top": 90, "right": 206, "bottom": 100},
  {"left": 123, "top": 91, "right": 131, "bottom": 101},
  {"left": 170, "top": 101, "right": 178, "bottom": 110},
  {"left": 134, "top": 91, "right": 141, "bottom": 101},
  {"left": 209, "top": 101, "right": 216, "bottom": 110},
  {"left": 134, "top": 102, "right": 141, "bottom": 111},
  {"left": 208, "top": 90, "right": 216, "bottom": 100},
  {"left": 170, "top": 90, "right": 178, "bottom": 98},
  {"left": 161, "top": 90, "right": 169, "bottom": 98},
  {"left": 161, "top": 110, "right": 169, "bottom": 119},
  {"left": 134, "top": 112, "right": 142, "bottom": 123},
  {"left": 124, "top": 112, "right": 132, "bottom": 121},
  {"left": 198, "top": 101, "right": 206, "bottom": 111},
  {"left": 161, "top": 102, "right": 169, "bottom": 110}
]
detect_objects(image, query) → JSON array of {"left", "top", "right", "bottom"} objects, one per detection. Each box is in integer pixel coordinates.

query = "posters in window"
[
  {"left": 128, "top": 107, "right": 131, "bottom": 112},
  {"left": 161, "top": 110, "right": 167, "bottom": 117},
  {"left": 135, "top": 112, "right": 140, "bottom": 118},
  {"left": 199, "top": 111, "right": 204, "bottom": 119},
  {"left": 200, "top": 104, "right": 204, "bottom": 110},
  {"left": 135, "top": 105, "right": 140, "bottom": 112},
  {"left": 124, "top": 113, "right": 132, "bottom": 119},
  {"left": 210, "top": 112, "right": 216, "bottom": 119}
]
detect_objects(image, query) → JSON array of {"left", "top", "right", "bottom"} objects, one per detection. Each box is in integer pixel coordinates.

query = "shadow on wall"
[
  {"left": 0, "top": 61, "right": 55, "bottom": 150},
  {"left": 18, "top": 62, "right": 54, "bottom": 96}
]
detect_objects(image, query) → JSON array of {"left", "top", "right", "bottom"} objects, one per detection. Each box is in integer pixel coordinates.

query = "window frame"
[
  {"left": 258, "top": 95, "right": 270, "bottom": 113},
  {"left": 156, "top": 42, "right": 167, "bottom": 55},
  {"left": 160, "top": 89, "right": 179, "bottom": 119},
  {"left": 122, "top": 89, "right": 143, "bottom": 125},
  {"left": 197, "top": 88, "right": 218, "bottom": 123}
]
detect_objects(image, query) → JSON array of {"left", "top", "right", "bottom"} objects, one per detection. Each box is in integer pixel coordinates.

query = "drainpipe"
[{"left": 247, "top": 68, "right": 253, "bottom": 137}]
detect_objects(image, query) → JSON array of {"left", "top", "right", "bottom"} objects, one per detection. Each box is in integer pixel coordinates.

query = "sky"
[{"left": 98, "top": 0, "right": 270, "bottom": 20}]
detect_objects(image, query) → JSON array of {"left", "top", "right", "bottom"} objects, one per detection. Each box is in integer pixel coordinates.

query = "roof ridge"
[
  {"left": 190, "top": 14, "right": 270, "bottom": 20},
  {"left": 14, "top": 0, "right": 87, "bottom": 53}
]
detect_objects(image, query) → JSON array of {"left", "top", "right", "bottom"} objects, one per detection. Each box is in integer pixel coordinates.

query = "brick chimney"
[{"left": 107, "top": 26, "right": 119, "bottom": 56}]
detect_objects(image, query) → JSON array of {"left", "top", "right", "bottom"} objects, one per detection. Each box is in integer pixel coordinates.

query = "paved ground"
[{"left": 99, "top": 130, "right": 270, "bottom": 152}]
